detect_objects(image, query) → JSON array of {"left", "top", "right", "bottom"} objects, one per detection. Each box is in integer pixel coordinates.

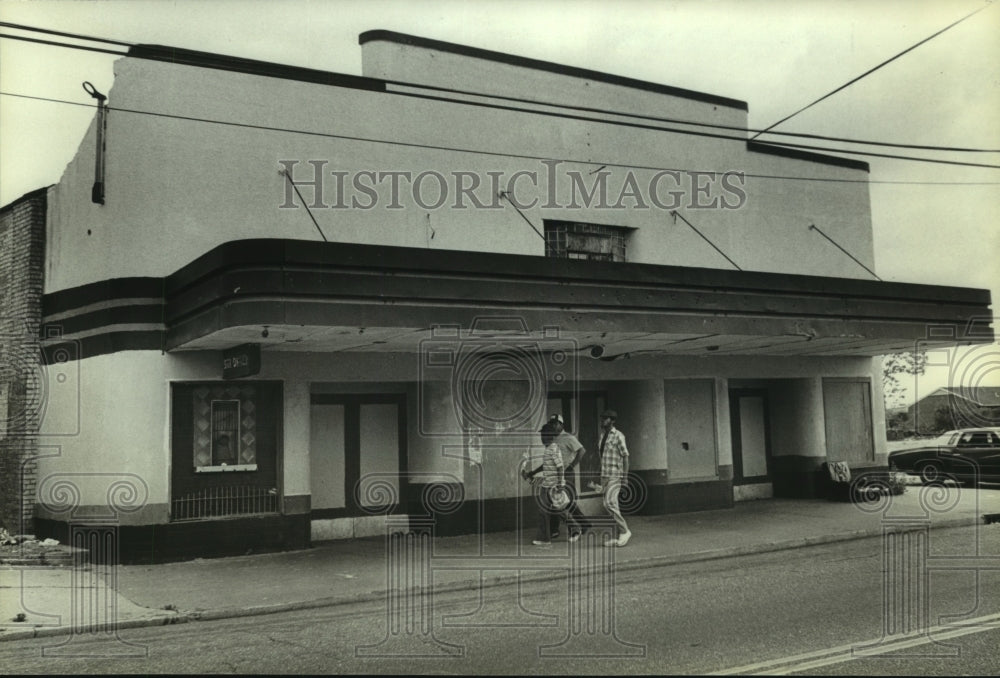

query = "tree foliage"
[{"left": 882, "top": 352, "right": 928, "bottom": 408}]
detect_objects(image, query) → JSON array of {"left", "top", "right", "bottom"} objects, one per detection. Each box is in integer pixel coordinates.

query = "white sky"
[{"left": 0, "top": 0, "right": 998, "bottom": 404}]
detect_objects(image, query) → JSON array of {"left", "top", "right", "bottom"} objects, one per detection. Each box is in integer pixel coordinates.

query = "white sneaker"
[
  {"left": 604, "top": 539, "right": 618, "bottom": 547},
  {"left": 568, "top": 533, "right": 581, "bottom": 543},
  {"left": 617, "top": 531, "right": 632, "bottom": 547}
]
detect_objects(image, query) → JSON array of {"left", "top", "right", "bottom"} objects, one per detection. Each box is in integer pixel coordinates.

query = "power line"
[
  {"left": 746, "top": 141, "right": 998, "bottom": 170},
  {"left": 0, "top": 31, "right": 128, "bottom": 57},
  {"left": 4, "top": 90, "right": 1000, "bottom": 188},
  {"left": 385, "top": 83, "right": 1000, "bottom": 154},
  {"left": 2, "top": 27, "right": 999, "bottom": 163},
  {"left": 10, "top": 20, "right": 997, "bottom": 153},
  {"left": 750, "top": 2, "right": 996, "bottom": 141},
  {"left": 387, "top": 88, "right": 1000, "bottom": 170},
  {"left": 0, "top": 20, "right": 134, "bottom": 47}
]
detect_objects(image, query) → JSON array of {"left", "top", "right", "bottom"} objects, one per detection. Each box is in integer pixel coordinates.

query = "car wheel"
[{"left": 918, "top": 461, "right": 945, "bottom": 484}]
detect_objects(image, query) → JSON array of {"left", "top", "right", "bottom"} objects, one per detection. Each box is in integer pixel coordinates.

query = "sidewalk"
[{"left": 3, "top": 487, "right": 998, "bottom": 642}]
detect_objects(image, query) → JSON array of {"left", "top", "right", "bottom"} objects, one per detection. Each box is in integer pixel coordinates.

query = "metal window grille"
[
  {"left": 544, "top": 221, "right": 629, "bottom": 262},
  {"left": 171, "top": 485, "right": 278, "bottom": 521},
  {"left": 211, "top": 400, "right": 240, "bottom": 466}
]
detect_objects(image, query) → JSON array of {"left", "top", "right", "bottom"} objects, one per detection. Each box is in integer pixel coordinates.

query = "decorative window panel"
[
  {"left": 545, "top": 221, "right": 629, "bottom": 262},
  {"left": 193, "top": 384, "right": 258, "bottom": 471}
]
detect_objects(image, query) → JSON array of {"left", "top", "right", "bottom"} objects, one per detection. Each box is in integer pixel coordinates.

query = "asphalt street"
[{"left": 0, "top": 525, "right": 997, "bottom": 675}]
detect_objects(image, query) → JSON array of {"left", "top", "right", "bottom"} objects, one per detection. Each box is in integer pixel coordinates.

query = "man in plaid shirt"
[{"left": 597, "top": 409, "right": 631, "bottom": 547}]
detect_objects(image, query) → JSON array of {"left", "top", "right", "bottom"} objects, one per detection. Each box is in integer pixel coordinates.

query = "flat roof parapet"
[{"left": 359, "top": 29, "right": 748, "bottom": 111}]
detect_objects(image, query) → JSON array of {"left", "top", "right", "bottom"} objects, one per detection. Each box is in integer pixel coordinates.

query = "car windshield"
[{"left": 940, "top": 432, "right": 959, "bottom": 446}]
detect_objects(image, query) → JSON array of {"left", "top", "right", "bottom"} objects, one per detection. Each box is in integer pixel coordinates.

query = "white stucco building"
[{"left": 1, "top": 30, "right": 991, "bottom": 561}]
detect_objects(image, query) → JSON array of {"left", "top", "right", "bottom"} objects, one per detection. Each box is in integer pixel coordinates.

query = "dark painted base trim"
[
  {"left": 34, "top": 514, "right": 310, "bottom": 565},
  {"left": 639, "top": 480, "right": 735, "bottom": 515},
  {"left": 404, "top": 477, "right": 736, "bottom": 536},
  {"left": 770, "top": 456, "right": 828, "bottom": 499},
  {"left": 407, "top": 482, "right": 523, "bottom": 536},
  {"left": 769, "top": 456, "right": 892, "bottom": 500},
  {"left": 630, "top": 470, "right": 734, "bottom": 515}
]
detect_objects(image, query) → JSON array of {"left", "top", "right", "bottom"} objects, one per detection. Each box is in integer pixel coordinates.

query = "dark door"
[
  {"left": 548, "top": 390, "right": 606, "bottom": 495},
  {"left": 730, "top": 389, "right": 772, "bottom": 484}
]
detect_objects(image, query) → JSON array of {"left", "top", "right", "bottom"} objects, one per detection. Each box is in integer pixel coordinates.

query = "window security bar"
[{"left": 171, "top": 485, "right": 278, "bottom": 521}]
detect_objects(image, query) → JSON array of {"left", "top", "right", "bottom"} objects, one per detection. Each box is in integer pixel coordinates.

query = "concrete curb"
[{"left": 0, "top": 515, "right": 982, "bottom": 642}]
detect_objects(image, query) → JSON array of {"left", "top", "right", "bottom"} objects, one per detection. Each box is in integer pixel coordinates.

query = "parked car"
[{"left": 888, "top": 428, "right": 1000, "bottom": 484}]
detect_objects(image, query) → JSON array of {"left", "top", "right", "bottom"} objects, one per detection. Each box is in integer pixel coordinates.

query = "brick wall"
[{"left": 0, "top": 187, "right": 48, "bottom": 535}]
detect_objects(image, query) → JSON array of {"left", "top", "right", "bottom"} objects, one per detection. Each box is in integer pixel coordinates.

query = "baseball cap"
[
  {"left": 548, "top": 413, "right": 564, "bottom": 424},
  {"left": 601, "top": 409, "right": 618, "bottom": 419}
]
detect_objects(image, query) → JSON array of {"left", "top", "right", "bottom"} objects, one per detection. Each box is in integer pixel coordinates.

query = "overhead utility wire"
[
  {"left": 3, "top": 19, "right": 995, "bottom": 153},
  {"left": 2, "top": 28, "right": 999, "bottom": 164},
  {"left": 2, "top": 27, "right": 999, "bottom": 158},
  {"left": 4, "top": 90, "right": 1000, "bottom": 188},
  {"left": 0, "top": 20, "right": 134, "bottom": 46},
  {"left": 0, "top": 32, "right": 129, "bottom": 57},
  {"left": 750, "top": 2, "right": 995, "bottom": 141},
  {"left": 387, "top": 89, "right": 1000, "bottom": 170},
  {"left": 384, "top": 84, "right": 1000, "bottom": 154}
]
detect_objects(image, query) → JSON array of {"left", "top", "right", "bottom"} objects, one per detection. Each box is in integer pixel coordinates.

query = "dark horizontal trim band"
[
  {"left": 359, "top": 29, "right": 748, "bottom": 111},
  {"left": 42, "top": 239, "right": 993, "bottom": 358},
  {"left": 128, "top": 44, "right": 386, "bottom": 93},
  {"left": 166, "top": 239, "right": 990, "bottom": 307},
  {"left": 43, "top": 277, "right": 163, "bottom": 316},
  {"left": 42, "top": 304, "right": 164, "bottom": 337},
  {"left": 747, "top": 141, "right": 870, "bottom": 172},
  {"left": 163, "top": 265, "right": 981, "bottom": 331},
  {"left": 42, "top": 331, "right": 163, "bottom": 363}
]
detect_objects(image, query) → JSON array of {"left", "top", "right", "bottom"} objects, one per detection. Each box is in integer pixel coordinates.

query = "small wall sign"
[{"left": 222, "top": 343, "right": 261, "bottom": 380}]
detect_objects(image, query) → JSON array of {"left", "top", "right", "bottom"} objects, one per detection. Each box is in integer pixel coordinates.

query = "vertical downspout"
[{"left": 83, "top": 81, "right": 107, "bottom": 205}]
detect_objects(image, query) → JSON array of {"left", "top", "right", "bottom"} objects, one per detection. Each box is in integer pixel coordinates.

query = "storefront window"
[
  {"left": 193, "top": 385, "right": 257, "bottom": 472},
  {"left": 171, "top": 381, "right": 279, "bottom": 521}
]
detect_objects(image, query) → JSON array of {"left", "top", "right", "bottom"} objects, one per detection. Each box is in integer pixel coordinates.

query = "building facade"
[
  {"left": 1, "top": 31, "right": 993, "bottom": 561},
  {"left": 907, "top": 386, "right": 1000, "bottom": 433}
]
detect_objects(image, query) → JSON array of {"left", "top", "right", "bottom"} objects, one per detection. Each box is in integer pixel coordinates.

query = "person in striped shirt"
[{"left": 523, "top": 421, "right": 580, "bottom": 546}]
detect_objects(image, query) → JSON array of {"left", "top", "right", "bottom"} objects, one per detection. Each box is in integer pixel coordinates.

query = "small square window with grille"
[
  {"left": 210, "top": 400, "right": 240, "bottom": 466},
  {"left": 544, "top": 221, "right": 630, "bottom": 262}
]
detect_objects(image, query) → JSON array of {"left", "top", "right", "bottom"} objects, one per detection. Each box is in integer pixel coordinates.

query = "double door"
[{"left": 310, "top": 394, "right": 407, "bottom": 516}]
